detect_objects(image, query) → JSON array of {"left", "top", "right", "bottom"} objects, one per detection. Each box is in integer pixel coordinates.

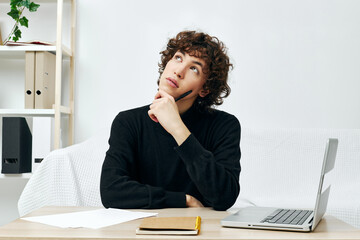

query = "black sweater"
[{"left": 100, "top": 105, "right": 241, "bottom": 211}]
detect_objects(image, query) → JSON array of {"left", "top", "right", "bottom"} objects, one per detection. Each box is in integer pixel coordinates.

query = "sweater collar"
[{"left": 180, "top": 104, "right": 198, "bottom": 124}]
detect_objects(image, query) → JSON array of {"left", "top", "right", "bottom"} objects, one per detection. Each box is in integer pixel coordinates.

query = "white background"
[{"left": 74, "top": 0, "right": 360, "bottom": 143}]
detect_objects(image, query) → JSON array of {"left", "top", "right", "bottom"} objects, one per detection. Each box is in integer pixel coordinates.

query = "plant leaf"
[
  {"left": 19, "top": 16, "right": 29, "bottom": 27},
  {"left": 12, "top": 27, "right": 22, "bottom": 42},
  {"left": 10, "top": 4, "right": 18, "bottom": 10},
  {"left": 19, "top": 0, "right": 31, "bottom": 8},
  {"left": 29, "top": 2, "right": 40, "bottom": 12},
  {"left": 14, "top": 27, "right": 22, "bottom": 38},
  {"left": 7, "top": 9, "right": 20, "bottom": 20},
  {"left": 10, "top": 0, "right": 22, "bottom": 7}
]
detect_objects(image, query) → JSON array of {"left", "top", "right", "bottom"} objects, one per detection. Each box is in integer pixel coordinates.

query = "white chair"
[{"left": 17, "top": 129, "right": 109, "bottom": 217}]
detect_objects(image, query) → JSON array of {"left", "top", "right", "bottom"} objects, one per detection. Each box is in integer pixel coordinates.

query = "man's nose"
[{"left": 174, "top": 65, "right": 186, "bottom": 79}]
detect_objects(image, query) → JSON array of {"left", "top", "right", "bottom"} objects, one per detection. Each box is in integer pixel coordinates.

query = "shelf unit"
[{"left": 0, "top": 0, "right": 76, "bottom": 150}]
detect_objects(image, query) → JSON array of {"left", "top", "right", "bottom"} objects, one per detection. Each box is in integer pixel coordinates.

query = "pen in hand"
[{"left": 175, "top": 90, "right": 192, "bottom": 102}]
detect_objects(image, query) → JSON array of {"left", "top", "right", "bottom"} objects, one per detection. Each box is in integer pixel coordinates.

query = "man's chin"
[{"left": 158, "top": 86, "right": 177, "bottom": 96}]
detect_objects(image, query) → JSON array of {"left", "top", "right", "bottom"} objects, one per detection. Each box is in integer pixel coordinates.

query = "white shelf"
[
  {"left": 0, "top": 45, "right": 72, "bottom": 59},
  {"left": 0, "top": 109, "right": 55, "bottom": 117},
  {"left": 0, "top": 107, "right": 72, "bottom": 117},
  {"left": 0, "top": 173, "right": 32, "bottom": 179},
  {"left": 0, "top": 0, "right": 76, "bottom": 151},
  {"left": 0, "top": 0, "right": 70, "bottom": 3}
]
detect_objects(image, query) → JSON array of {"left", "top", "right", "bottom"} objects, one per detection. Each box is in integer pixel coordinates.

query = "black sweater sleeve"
[
  {"left": 174, "top": 115, "right": 241, "bottom": 211},
  {"left": 100, "top": 113, "right": 186, "bottom": 209}
]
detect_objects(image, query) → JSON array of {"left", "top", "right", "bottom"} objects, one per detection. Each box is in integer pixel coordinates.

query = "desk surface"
[{"left": 0, "top": 206, "right": 359, "bottom": 240}]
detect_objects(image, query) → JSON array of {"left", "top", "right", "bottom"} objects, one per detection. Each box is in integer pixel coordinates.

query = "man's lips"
[{"left": 166, "top": 77, "right": 179, "bottom": 88}]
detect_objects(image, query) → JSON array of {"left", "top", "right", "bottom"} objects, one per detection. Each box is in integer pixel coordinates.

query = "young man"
[{"left": 100, "top": 30, "right": 241, "bottom": 211}]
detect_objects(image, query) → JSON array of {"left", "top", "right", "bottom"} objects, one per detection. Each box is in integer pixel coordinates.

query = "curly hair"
[{"left": 158, "top": 30, "right": 233, "bottom": 111}]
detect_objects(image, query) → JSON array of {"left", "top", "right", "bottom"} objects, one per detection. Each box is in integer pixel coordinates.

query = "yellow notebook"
[{"left": 136, "top": 216, "right": 201, "bottom": 235}]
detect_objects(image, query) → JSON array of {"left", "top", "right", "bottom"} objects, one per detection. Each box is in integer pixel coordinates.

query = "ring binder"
[
  {"left": 25, "top": 51, "right": 36, "bottom": 109},
  {"left": 1, "top": 117, "right": 32, "bottom": 174},
  {"left": 34, "top": 51, "right": 56, "bottom": 109}
]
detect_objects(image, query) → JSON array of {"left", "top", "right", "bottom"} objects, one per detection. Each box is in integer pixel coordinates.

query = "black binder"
[{"left": 2, "top": 117, "right": 32, "bottom": 174}]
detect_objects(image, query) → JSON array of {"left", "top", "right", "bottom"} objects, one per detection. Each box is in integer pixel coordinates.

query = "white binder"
[
  {"left": 32, "top": 117, "right": 53, "bottom": 173},
  {"left": 34, "top": 51, "right": 56, "bottom": 109},
  {"left": 25, "top": 51, "right": 36, "bottom": 109}
]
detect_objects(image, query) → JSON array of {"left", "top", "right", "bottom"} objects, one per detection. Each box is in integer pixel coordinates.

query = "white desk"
[{"left": 0, "top": 206, "right": 359, "bottom": 240}]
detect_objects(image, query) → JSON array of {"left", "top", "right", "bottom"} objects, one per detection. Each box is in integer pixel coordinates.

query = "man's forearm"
[
  {"left": 175, "top": 134, "right": 241, "bottom": 210},
  {"left": 170, "top": 122, "right": 191, "bottom": 146}
]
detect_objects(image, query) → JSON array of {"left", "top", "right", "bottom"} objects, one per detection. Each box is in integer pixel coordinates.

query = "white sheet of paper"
[{"left": 21, "top": 208, "right": 158, "bottom": 229}]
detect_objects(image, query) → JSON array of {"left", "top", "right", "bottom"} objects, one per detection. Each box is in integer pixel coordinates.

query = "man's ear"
[{"left": 199, "top": 89, "right": 210, "bottom": 97}]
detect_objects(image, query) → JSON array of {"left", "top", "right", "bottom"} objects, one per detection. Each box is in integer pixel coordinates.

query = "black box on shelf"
[{"left": 2, "top": 117, "right": 32, "bottom": 174}]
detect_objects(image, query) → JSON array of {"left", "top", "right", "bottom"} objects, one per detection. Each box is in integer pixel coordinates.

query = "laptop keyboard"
[{"left": 261, "top": 209, "right": 313, "bottom": 225}]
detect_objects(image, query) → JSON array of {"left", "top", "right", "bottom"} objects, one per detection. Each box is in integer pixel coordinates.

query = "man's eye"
[
  {"left": 175, "top": 55, "right": 182, "bottom": 61},
  {"left": 191, "top": 66, "right": 198, "bottom": 73}
]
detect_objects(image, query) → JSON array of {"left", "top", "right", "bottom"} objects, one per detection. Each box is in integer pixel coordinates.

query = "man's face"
[{"left": 158, "top": 50, "right": 209, "bottom": 103}]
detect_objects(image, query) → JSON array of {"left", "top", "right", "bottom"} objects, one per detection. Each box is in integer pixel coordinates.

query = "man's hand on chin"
[
  {"left": 186, "top": 194, "right": 204, "bottom": 208},
  {"left": 148, "top": 89, "right": 191, "bottom": 145}
]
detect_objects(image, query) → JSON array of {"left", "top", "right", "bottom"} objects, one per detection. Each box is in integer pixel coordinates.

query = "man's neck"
[{"left": 177, "top": 99, "right": 196, "bottom": 115}]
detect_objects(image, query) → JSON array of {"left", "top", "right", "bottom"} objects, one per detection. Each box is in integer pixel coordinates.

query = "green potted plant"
[{"left": 1, "top": 0, "right": 40, "bottom": 45}]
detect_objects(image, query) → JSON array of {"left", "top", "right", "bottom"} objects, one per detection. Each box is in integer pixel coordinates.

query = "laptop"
[{"left": 221, "top": 138, "right": 338, "bottom": 232}]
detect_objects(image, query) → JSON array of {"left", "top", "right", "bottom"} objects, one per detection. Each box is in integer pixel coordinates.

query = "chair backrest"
[{"left": 18, "top": 129, "right": 110, "bottom": 217}]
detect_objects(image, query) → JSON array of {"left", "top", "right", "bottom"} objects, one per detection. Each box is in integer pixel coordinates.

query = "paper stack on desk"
[{"left": 21, "top": 208, "right": 158, "bottom": 229}]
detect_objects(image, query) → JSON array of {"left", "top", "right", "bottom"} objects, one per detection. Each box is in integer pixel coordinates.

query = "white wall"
[{"left": 75, "top": 0, "right": 360, "bottom": 143}]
